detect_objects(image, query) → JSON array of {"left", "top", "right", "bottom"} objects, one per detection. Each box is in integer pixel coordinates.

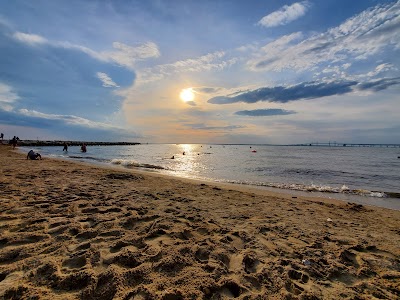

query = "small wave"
[
  {"left": 221, "top": 180, "right": 388, "bottom": 198},
  {"left": 353, "top": 190, "right": 387, "bottom": 198},
  {"left": 111, "top": 159, "right": 165, "bottom": 170},
  {"left": 111, "top": 158, "right": 139, "bottom": 167},
  {"left": 68, "top": 155, "right": 107, "bottom": 163}
]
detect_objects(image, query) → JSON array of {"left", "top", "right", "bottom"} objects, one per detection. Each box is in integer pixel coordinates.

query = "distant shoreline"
[
  {"left": 6, "top": 140, "right": 141, "bottom": 147},
  {"left": 3, "top": 140, "right": 400, "bottom": 147}
]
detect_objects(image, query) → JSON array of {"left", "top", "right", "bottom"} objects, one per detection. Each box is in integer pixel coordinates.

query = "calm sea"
[{"left": 23, "top": 144, "right": 400, "bottom": 210}]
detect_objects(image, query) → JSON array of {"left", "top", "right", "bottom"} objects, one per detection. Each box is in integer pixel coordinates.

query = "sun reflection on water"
[{"left": 172, "top": 144, "right": 204, "bottom": 177}]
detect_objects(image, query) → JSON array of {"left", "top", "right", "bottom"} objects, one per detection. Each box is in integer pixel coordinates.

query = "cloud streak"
[
  {"left": 96, "top": 72, "right": 120, "bottom": 88},
  {"left": 17, "top": 109, "right": 122, "bottom": 129},
  {"left": 13, "top": 32, "right": 48, "bottom": 45},
  {"left": 235, "top": 109, "right": 296, "bottom": 117},
  {"left": 184, "top": 124, "right": 245, "bottom": 131},
  {"left": 258, "top": 1, "right": 311, "bottom": 28},
  {"left": 2, "top": 108, "right": 142, "bottom": 139},
  {"left": 12, "top": 32, "right": 159, "bottom": 70}
]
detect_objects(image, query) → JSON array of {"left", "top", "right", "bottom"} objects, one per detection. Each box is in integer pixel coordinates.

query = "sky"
[{"left": 0, "top": 0, "right": 399, "bottom": 144}]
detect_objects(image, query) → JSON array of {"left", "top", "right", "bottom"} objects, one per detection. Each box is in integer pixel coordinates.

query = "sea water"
[{"left": 23, "top": 144, "right": 400, "bottom": 210}]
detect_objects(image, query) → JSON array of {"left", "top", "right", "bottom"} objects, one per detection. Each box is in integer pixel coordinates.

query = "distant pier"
[{"left": 294, "top": 142, "right": 400, "bottom": 148}]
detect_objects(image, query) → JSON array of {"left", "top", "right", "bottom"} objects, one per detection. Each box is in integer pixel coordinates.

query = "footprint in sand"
[
  {"left": 62, "top": 254, "right": 87, "bottom": 269},
  {"left": 283, "top": 267, "right": 312, "bottom": 297},
  {"left": 204, "top": 281, "right": 245, "bottom": 299}
]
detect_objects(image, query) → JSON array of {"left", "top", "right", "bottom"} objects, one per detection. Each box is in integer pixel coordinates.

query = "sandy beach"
[{"left": 0, "top": 145, "right": 399, "bottom": 300}]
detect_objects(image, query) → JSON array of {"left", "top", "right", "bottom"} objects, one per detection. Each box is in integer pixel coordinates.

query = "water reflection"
[
  {"left": 170, "top": 144, "right": 204, "bottom": 178},
  {"left": 180, "top": 144, "right": 193, "bottom": 155}
]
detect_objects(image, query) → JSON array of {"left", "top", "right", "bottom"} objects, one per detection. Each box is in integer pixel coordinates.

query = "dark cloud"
[
  {"left": 208, "top": 80, "right": 358, "bottom": 104},
  {"left": 195, "top": 87, "right": 221, "bottom": 94},
  {"left": 184, "top": 123, "right": 245, "bottom": 131},
  {"left": 302, "top": 41, "right": 333, "bottom": 55},
  {"left": 357, "top": 77, "right": 400, "bottom": 92},
  {"left": 235, "top": 109, "right": 296, "bottom": 117},
  {"left": 185, "top": 100, "right": 196, "bottom": 106},
  {"left": 208, "top": 77, "right": 400, "bottom": 105},
  {"left": 255, "top": 57, "right": 279, "bottom": 69}
]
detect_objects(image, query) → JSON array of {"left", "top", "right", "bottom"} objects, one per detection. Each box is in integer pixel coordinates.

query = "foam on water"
[{"left": 111, "top": 158, "right": 139, "bottom": 167}]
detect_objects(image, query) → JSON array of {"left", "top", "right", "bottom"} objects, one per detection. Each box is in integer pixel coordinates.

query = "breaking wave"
[{"left": 222, "top": 180, "right": 391, "bottom": 198}]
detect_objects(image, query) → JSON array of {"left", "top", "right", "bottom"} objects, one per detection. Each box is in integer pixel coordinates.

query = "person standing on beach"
[
  {"left": 0, "top": 133, "right": 3, "bottom": 140},
  {"left": 11, "top": 136, "right": 17, "bottom": 148},
  {"left": 63, "top": 142, "right": 68, "bottom": 151}
]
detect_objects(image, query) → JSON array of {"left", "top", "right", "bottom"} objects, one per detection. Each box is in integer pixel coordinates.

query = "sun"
[{"left": 180, "top": 88, "right": 195, "bottom": 102}]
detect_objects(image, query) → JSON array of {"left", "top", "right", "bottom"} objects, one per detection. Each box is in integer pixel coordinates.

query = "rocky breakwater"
[{"left": 15, "top": 140, "right": 141, "bottom": 147}]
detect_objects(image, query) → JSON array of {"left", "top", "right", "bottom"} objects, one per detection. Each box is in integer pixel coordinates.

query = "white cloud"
[
  {"left": 0, "top": 82, "right": 19, "bottom": 111},
  {"left": 12, "top": 31, "right": 160, "bottom": 70},
  {"left": 137, "top": 51, "right": 237, "bottom": 84},
  {"left": 12, "top": 32, "right": 48, "bottom": 45},
  {"left": 96, "top": 72, "right": 120, "bottom": 88},
  {"left": 258, "top": 1, "right": 311, "bottom": 28},
  {"left": 58, "top": 41, "right": 160, "bottom": 70},
  {"left": 366, "top": 63, "right": 396, "bottom": 77},
  {"left": 249, "top": 1, "right": 400, "bottom": 72},
  {"left": 101, "top": 42, "right": 160, "bottom": 69}
]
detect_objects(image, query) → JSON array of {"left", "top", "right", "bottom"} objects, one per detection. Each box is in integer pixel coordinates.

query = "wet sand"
[{"left": 0, "top": 145, "right": 399, "bottom": 299}]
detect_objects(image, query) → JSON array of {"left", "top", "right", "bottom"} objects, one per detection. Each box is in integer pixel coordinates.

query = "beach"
[{"left": 0, "top": 145, "right": 399, "bottom": 299}]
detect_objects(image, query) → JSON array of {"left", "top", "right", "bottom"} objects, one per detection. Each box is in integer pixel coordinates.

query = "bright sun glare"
[{"left": 180, "top": 88, "right": 195, "bottom": 102}]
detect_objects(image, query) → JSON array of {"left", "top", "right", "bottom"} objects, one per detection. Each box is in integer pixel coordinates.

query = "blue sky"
[{"left": 0, "top": 0, "right": 399, "bottom": 143}]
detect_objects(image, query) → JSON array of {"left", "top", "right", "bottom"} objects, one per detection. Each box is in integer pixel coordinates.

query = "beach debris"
[
  {"left": 346, "top": 202, "right": 367, "bottom": 212},
  {"left": 302, "top": 259, "right": 311, "bottom": 266},
  {"left": 327, "top": 218, "right": 333, "bottom": 222}
]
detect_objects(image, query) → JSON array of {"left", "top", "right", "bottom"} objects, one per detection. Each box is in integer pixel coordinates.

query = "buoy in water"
[{"left": 251, "top": 150, "right": 257, "bottom": 153}]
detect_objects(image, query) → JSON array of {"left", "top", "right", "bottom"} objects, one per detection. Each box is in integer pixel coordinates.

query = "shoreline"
[
  {"left": 1, "top": 145, "right": 399, "bottom": 299},
  {"left": 21, "top": 145, "right": 400, "bottom": 211}
]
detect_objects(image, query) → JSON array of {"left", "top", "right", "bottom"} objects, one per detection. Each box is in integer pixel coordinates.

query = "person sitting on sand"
[{"left": 27, "top": 149, "right": 42, "bottom": 160}]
